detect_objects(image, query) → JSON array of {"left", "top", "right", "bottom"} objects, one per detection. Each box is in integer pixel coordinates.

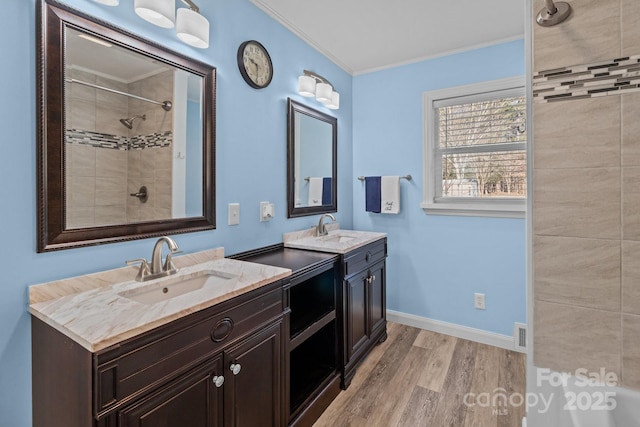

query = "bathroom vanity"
[
  {"left": 282, "top": 228, "right": 388, "bottom": 389},
  {"left": 29, "top": 251, "right": 291, "bottom": 427},
  {"left": 30, "top": 229, "right": 387, "bottom": 427},
  {"left": 233, "top": 228, "right": 387, "bottom": 426}
]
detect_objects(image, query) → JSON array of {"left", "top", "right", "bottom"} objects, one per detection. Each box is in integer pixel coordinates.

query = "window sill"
[{"left": 420, "top": 201, "right": 525, "bottom": 219}]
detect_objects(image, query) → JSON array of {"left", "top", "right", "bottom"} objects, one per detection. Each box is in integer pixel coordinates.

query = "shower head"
[
  {"left": 536, "top": 0, "right": 572, "bottom": 27},
  {"left": 120, "top": 114, "right": 146, "bottom": 129}
]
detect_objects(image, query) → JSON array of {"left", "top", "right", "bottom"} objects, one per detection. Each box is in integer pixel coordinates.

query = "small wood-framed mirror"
[
  {"left": 37, "top": 0, "right": 216, "bottom": 252},
  {"left": 287, "top": 98, "right": 337, "bottom": 218}
]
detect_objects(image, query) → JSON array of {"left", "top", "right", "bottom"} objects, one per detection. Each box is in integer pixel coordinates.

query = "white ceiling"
[{"left": 250, "top": 0, "right": 526, "bottom": 75}]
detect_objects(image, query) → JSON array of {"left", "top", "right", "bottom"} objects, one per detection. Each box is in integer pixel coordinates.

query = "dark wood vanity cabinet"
[
  {"left": 117, "top": 354, "right": 224, "bottom": 427},
  {"left": 341, "top": 239, "right": 387, "bottom": 389},
  {"left": 116, "top": 321, "right": 283, "bottom": 427},
  {"left": 32, "top": 280, "right": 286, "bottom": 427},
  {"left": 223, "top": 321, "right": 283, "bottom": 427}
]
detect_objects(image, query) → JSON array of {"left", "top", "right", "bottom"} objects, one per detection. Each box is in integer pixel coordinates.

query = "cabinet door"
[
  {"left": 368, "top": 261, "right": 386, "bottom": 334},
  {"left": 118, "top": 355, "right": 224, "bottom": 427},
  {"left": 224, "top": 321, "right": 283, "bottom": 427},
  {"left": 346, "top": 271, "right": 369, "bottom": 360}
]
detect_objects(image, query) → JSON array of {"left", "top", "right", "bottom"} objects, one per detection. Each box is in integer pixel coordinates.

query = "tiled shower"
[
  {"left": 64, "top": 69, "right": 174, "bottom": 228},
  {"left": 532, "top": 0, "right": 640, "bottom": 390}
]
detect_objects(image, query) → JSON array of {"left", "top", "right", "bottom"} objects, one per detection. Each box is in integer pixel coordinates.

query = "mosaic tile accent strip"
[
  {"left": 129, "top": 131, "right": 173, "bottom": 150},
  {"left": 66, "top": 129, "right": 128, "bottom": 150},
  {"left": 533, "top": 54, "right": 640, "bottom": 103},
  {"left": 65, "top": 129, "right": 173, "bottom": 150}
]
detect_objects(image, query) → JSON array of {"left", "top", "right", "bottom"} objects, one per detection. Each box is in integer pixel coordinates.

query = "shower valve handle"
[{"left": 130, "top": 186, "right": 148, "bottom": 203}]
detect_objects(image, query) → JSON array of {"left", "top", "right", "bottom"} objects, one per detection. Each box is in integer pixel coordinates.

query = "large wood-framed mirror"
[
  {"left": 37, "top": 0, "right": 216, "bottom": 252},
  {"left": 287, "top": 98, "right": 337, "bottom": 218}
]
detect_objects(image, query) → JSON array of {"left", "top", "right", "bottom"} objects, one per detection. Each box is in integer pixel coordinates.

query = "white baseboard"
[{"left": 387, "top": 309, "right": 522, "bottom": 352}]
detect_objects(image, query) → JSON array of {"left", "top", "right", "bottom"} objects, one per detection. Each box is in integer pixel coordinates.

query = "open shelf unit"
[
  {"left": 289, "top": 267, "right": 336, "bottom": 338},
  {"left": 289, "top": 320, "right": 338, "bottom": 414},
  {"left": 287, "top": 262, "right": 339, "bottom": 419}
]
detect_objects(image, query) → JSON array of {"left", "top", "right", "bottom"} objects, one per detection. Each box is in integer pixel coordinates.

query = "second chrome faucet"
[
  {"left": 126, "top": 236, "right": 180, "bottom": 282},
  {"left": 316, "top": 214, "right": 336, "bottom": 237}
]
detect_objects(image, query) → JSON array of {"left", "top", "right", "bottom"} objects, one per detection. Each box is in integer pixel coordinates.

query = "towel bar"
[{"left": 358, "top": 175, "right": 412, "bottom": 181}]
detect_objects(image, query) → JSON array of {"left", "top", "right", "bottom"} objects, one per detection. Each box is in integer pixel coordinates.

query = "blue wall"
[
  {"left": 352, "top": 39, "right": 526, "bottom": 336},
  {"left": 0, "top": 0, "right": 352, "bottom": 425}
]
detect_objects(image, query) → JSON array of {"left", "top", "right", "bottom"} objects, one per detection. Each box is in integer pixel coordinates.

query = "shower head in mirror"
[{"left": 120, "top": 114, "right": 146, "bottom": 129}]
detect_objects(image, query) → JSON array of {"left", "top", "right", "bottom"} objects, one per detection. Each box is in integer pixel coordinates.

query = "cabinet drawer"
[
  {"left": 343, "top": 239, "right": 386, "bottom": 277},
  {"left": 95, "top": 285, "right": 283, "bottom": 413}
]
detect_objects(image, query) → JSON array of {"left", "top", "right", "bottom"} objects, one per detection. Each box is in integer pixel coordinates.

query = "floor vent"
[{"left": 514, "top": 323, "right": 527, "bottom": 352}]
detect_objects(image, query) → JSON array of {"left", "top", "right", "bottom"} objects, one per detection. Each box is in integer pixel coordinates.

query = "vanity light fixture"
[
  {"left": 134, "top": 0, "right": 209, "bottom": 49},
  {"left": 297, "top": 70, "right": 340, "bottom": 110},
  {"left": 176, "top": 0, "right": 209, "bottom": 49},
  {"left": 135, "top": 0, "right": 176, "bottom": 28}
]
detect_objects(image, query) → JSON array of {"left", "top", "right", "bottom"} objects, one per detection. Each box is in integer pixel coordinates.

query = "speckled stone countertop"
[
  {"left": 283, "top": 225, "right": 386, "bottom": 254},
  {"left": 28, "top": 248, "right": 291, "bottom": 352}
]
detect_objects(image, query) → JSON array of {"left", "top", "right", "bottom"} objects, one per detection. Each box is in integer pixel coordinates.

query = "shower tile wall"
[
  {"left": 127, "top": 70, "right": 174, "bottom": 222},
  {"left": 532, "top": 0, "right": 640, "bottom": 389},
  {"left": 65, "top": 69, "right": 174, "bottom": 227}
]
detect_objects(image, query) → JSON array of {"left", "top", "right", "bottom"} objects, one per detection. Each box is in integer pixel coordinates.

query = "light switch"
[{"left": 228, "top": 203, "right": 240, "bottom": 225}]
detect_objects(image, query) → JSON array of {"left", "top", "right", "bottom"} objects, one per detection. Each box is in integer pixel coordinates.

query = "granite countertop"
[
  {"left": 283, "top": 225, "right": 386, "bottom": 254},
  {"left": 28, "top": 248, "right": 291, "bottom": 352}
]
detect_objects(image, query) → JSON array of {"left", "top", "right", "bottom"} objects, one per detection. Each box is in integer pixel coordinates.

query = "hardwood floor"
[{"left": 314, "top": 322, "right": 526, "bottom": 427}]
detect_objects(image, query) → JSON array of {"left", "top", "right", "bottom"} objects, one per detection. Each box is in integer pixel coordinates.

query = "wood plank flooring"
[{"left": 314, "top": 322, "right": 526, "bottom": 427}]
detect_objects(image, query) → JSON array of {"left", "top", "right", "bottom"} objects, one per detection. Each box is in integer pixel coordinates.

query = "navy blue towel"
[
  {"left": 365, "top": 176, "right": 381, "bottom": 213},
  {"left": 322, "top": 177, "right": 332, "bottom": 205}
]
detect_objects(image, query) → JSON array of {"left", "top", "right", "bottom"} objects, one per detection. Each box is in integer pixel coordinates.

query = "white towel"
[
  {"left": 308, "top": 177, "right": 323, "bottom": 206},
  {"left": 381, "top": 176, "right": 400, "bottom": 214}
]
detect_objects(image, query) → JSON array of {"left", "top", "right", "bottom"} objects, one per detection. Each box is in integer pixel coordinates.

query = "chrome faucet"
[
  {"left": 316, "top": 214, "right": 336, "bottom": 237},
  {"left": 126, "top": 236, "right": 180, "bottom": 281}
]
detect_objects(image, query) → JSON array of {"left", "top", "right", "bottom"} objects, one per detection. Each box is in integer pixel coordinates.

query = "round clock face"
[{"left": 237, "top": 40, "right": 273, "bottom": 89}]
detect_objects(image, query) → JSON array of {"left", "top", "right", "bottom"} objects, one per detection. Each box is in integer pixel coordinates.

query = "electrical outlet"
[
  {"left": 260, "top": 201, "right": 274, "bottom": 222},
  {"left": 228, "top": 203, "right": 239, "bottom": 225},
  {"left": 474, "top": 293, "right": 486, "bottom": 310}
]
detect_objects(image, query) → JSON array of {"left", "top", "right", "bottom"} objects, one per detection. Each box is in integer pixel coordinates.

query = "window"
[{"left": 422, "top": 77, "right": 526, "bottom": 217}]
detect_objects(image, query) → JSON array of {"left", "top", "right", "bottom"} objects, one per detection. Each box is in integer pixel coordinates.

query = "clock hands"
[{"left": 248, "top": 57, "right": 260, "bottom": 77}]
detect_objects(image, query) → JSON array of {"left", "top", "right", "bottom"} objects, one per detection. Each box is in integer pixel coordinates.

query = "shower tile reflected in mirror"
[
  {"left": 63, "top": 26, "right": 203, "bottom": 230},
  {"left": 63, "top": 29, "right": 202, "bottom": 229}
]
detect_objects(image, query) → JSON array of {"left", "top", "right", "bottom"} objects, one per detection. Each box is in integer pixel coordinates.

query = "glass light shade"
[
  {"left": 176, "top": 8, "right": 210, "bottom": 49},
  {"left": 315, "top": 82, "right": 333, "bottom": 103},
  {"left": 326, "top": 91, "right": 340, "bottom": 110},
  {"left": 297, "top": 75, "right": 316, "bottom": 97},
  {"left": 94, "top": 0, "right": 119, "bottom": 5},
  {"left": 135, "top": 0, "right": 175, "bottom": 28}
]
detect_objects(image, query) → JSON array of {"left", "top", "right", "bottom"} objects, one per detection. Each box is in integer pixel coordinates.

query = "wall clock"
[{"left": 237, "top": 40, "right": 273, "bottom": 89}]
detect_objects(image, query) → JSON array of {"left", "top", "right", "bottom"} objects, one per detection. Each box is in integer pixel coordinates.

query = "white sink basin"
[
  {"left": 119, "top": 269, "right": 238, "bottom": 305},
  {"left": 320, "top": 234, "right": 358, "bottom": 244},
  {"left": 284, "top": 229, "right": 387, "bottom": 254}
]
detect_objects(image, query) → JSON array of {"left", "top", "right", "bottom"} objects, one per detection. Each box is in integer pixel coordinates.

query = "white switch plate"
[
  {"left": 228, "top": 203, "right": 239, "bottom": 225},
  {"left": 474, "top": 293, "right": 486, "bottom": 310}
]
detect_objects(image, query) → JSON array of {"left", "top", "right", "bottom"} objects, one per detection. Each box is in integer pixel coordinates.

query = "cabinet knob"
[
  {"left": 230, "top": 363, "right": 241, "bottom": 375},
  {"left": 212, "top": 375, "right": 224, "bottom": 388},
  {"left": 365, "top": 251, "right": 372, "bottom": 262}
]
